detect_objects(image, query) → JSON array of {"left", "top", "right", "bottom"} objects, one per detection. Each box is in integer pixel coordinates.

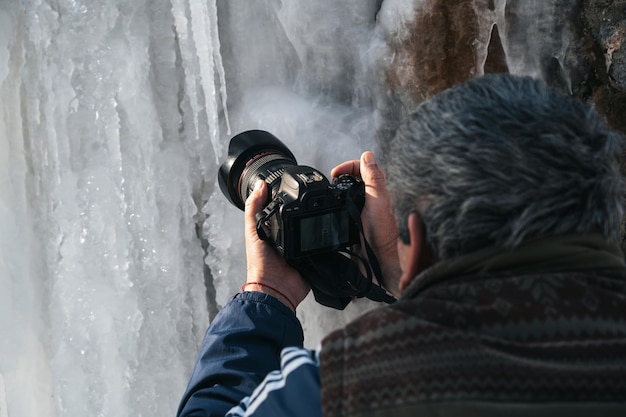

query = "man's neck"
[{"left": 401, "top": 232, "right": 625, "bottom": 300}]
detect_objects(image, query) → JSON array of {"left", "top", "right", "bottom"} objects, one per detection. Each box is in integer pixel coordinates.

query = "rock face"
[
  {"left": 576, "top": 0, "right": 626, "bottom": 135},
  {"left": 380, "top": 0, "right": 626, "bottom": 251},
  {"left": 383, "top": 0, "right": 626, "bottom": 133}
]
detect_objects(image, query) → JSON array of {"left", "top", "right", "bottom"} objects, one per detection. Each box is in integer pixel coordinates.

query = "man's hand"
[
  {"left": 331, "top": 151, "right": 402, "bottom": 296},
  {"left": 243, "top": 180, "right": 310, "bottom": 311}
]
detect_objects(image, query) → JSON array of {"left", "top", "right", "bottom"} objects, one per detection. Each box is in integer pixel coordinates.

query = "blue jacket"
[{"left": 177, "top": 291, "right": 321, "bottom": 417}]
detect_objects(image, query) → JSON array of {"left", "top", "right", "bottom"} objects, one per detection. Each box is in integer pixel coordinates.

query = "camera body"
[
  {"left": 256, "top": 165, "right": 365, "bottom": 260},
  {"left": 218, "top": 130, "right": 366, "bottom": 260}
]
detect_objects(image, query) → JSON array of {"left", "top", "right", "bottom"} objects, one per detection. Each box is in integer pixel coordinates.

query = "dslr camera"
[
  {"left": 218, "top": 130, "right": 365, "bottom": 260},
  {"left": 218, "top": 130, "right": 395, "bottom": 309}
]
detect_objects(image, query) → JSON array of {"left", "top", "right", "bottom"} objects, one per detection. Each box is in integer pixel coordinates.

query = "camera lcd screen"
[{"left": 298, "top": 209, "right": 350, "bottom": 254}]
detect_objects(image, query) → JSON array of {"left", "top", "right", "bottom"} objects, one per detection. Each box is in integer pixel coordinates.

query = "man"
[{"left": 177, "top": 74, "right": 626, "bottom": 417}]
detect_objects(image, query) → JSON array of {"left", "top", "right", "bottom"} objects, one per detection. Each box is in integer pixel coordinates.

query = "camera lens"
[{"left": 218, "top": 130, "right": 297, "bottom": 210}]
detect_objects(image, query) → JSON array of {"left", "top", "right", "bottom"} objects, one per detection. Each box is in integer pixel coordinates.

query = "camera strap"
[
  {"left": 344, "top": 195, "right": 396, "bottom": 303},
  {"left": 293, "top": 194, "right": 396, "bottom": 310},
  {"left": 295, "top": 251, "right": 394, "bottom": 309},
  {"left": 345, "top": 196, "right": 384, "bottom": 286}
]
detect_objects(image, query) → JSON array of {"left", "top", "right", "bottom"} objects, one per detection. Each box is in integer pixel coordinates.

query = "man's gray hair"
[{"left": 386, "top": 73, "right": 625, "bottom": 260}]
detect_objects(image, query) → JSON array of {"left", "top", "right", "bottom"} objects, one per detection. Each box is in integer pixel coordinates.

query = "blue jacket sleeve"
[
  {"left": 177, "top": 291, "right": 304, "bottom": 417},
  {"left": 226, "top": 347, "right": 322, "bottom": 417}
]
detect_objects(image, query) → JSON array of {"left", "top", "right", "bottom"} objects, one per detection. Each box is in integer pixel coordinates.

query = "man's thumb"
[{"left": 361, "top": 151, "right": 386, "bottom": 186}]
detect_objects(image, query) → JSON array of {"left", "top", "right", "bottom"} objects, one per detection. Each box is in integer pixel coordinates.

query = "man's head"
[{"left": 386, "top": 73, "right": 624, "bottom": 262}]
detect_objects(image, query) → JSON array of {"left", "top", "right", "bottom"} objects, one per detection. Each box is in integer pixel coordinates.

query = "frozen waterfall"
[{"left": 0, "top": 1, "right": 384, "bottom": 415}]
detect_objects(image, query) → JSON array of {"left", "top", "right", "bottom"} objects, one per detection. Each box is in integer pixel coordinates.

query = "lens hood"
[{"left": 218, "top": 130, "right": 297, "bottom": 210}]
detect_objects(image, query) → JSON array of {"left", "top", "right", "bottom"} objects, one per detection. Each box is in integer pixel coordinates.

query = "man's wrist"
[{"left": 241, "top": 282, "right": 298, "bottom": 312}]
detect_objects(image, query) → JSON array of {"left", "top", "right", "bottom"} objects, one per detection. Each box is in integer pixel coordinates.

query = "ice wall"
[
  {"left": 0, "top": 1, "right": 383, "bottom": 416},
  {"left": 0, "top": 1, "right": 219, "bottom": 416},
  {"left": 1, "top": 0, "right": 624, "bottom": 417}
]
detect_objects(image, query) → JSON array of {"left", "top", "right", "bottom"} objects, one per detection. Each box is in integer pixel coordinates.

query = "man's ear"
[{"left": 398, "top": 212, "right": 428, "bottom": 292}]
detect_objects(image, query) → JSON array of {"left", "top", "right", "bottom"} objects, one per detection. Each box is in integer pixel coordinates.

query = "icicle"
[
  {"left": 207, "top": 0, "right": 231, "bottom": 141},
  {"left": 171, "top": 0, "right": 230, "bottom": 164},
  {"left": 171, "top": 0, "right": 201, "bottom": 144},
  {"left": 188, "top": 0, "right": 222, "bottom": 163}
]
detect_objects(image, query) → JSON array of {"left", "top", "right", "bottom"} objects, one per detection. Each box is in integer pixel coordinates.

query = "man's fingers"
[
  {"left": 244, "top": 180, "right": 267, "bottom": 238},
  {"left": 331, "top": 152, "right": 386, "bottom": 184},
  {"left": 331, "top": 159, "right": 361, "bottom": 178}
]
